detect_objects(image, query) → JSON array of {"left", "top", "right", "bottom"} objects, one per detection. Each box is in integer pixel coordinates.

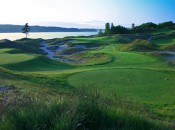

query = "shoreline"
[{"left": 0, "top": 32, "right": 98, "bottom": 41}]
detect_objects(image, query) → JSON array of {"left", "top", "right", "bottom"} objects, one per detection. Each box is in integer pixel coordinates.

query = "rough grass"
[
  {"left": 119, "top": 39, "right": 158, "bottom": 51},
  {"left": 0, "top": 38, "right": 44, "bottom": 54},
  {"left": 160, "top": 44, "right": 175, "bottom": 51},
  {"left": 46, "top": 38, "right": 71, "bottom": 45},
  {"left": 56, "top": 47, "right": 85, "bottom": 55},
  {"left": 0, "top": 87, "right": 171, "bottom": 130},
  {"left": 151, "top": 32, "right": 175, "bottom": 50},
  {"left": 65, "top": 52, "right": 112, "bottom": 65}
]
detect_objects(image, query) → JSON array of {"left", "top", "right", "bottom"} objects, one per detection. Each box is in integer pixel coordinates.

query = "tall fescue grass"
[{"left": 0, "top": 87, "right": 172, "bottom": 130}]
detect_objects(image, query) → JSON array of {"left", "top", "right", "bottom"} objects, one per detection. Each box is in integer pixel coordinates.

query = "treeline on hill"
[
  {"left": 98, "top": 21, "right": 175, "bottom": 35},
  {"left": 0, "top": 24, "right": 97, "bottom": 33}
]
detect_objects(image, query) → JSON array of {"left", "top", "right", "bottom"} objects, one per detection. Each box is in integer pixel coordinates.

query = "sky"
[{"left": 0, "top": 0, "right": 175, "bottom": 28}]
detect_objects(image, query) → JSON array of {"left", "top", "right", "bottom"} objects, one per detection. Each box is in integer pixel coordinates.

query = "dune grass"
[
  {"left": 119, "top": 39, "right": 158, "bottom": 51},
  {"left": 63, "top": 52, "right": 112, "bottom": 65},
  {"left": 0, "top": 86, "right": 171, "bottom": 130},
  {"left": 0, "top": 38, "right": 44, "bottom": 54}
]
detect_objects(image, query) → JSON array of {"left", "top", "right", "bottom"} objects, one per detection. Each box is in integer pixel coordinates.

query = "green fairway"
[
  {"left": 90, "top": 45, "right": 159, "bottom": 68},
  {"left": 68, "top": 68, "right": 175, "bottom": 104}
]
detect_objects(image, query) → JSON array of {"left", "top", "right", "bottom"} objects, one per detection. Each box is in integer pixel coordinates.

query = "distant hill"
[{"left": 0, "top": 24, "right": 97, "bottom": 33}]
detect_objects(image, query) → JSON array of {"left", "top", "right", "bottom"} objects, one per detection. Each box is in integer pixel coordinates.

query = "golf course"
[{"left": 0, "top": 23, "right": 175, "bottom": 130}]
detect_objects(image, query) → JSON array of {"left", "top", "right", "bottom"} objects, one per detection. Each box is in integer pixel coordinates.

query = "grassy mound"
[
  {"left": 0, "top": 48, "right": 73, "bottom": 71},
  {"left": 15, "top": 38, "right": 45, "bottom": 54},
  {"left": 112, "top": 34, "right": 151, "bottom": 43},
  {"left": 65, "top": 52, "right": 112, "bottom": 65},
  {"left": 111, "top": 34, "right": 131, "bottom": 43},
  {"left": 0, "top": 49, "right": 36, "bottom": 66},
  {"left": 46, "top": 38, "right": 71, "bottom": 45},
  {"left": 2, "top": 55, "right": 73, "bottom": 71},
  {"left": 0, "top": 39, "right": 25, "bottom": 53},
  {"left": 0, "top": 38, "right": 44, "bottom": 54},
  {"left": 160, "top": 44, "right": 175, "bottom": 50},
  {"left": 56, "top": 47, "right": 85, "bottom": 55},
  {"left": 120, "top": 39, "right": 157, "bottom": 51}
]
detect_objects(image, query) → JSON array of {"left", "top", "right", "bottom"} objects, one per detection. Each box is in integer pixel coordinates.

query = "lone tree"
[{"left": 22, "top": 23, "right": 30, "bottom": 38}]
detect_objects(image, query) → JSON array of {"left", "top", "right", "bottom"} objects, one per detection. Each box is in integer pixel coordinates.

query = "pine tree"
[
  {"left": 110, "top": 23, "right": 115, "bottom": 34},
  {"left": 105, "top": 23, "right": 110, "bottom": 34},
  {"left": 22, "top": 23, "right": 30, "bottom": 38}
]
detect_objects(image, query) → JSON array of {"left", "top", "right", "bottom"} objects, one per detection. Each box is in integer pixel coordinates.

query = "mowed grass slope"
[
  {"left": 0, "top": 49, "right": 68, "bottom": 71},
  {"left": 0, "top": 48, "right": 36, "bottom": 65},
  {"left": 68, "top": 68, "right": 175, "bottom": 104},
  {"left": 0, "top": 39, "right": 74, "bottom": 71},
  {"left": 67, "top": 39, "right": 175, "bottom": 105}
]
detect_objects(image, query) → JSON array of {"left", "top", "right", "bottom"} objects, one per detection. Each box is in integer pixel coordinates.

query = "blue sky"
[{"left": 0, "top": 0, "right": 174, "bottom": 28}]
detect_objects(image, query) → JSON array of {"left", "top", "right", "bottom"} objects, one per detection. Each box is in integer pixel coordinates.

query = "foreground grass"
[{"left": 0, "top": 87, "right": 171, "bottom": 130}]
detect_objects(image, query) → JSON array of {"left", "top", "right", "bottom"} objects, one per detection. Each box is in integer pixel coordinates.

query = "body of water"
[{"left": 0, "top": 32, "right": 98, "bottom": 41}]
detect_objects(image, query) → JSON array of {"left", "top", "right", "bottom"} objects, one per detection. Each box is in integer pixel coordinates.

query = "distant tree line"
[
  {"left": 131, "top": 21, "right": 175, "bottom": 33},
  {"left": 0, "top": 24, "right": 97, "bottom": 33},
  {"left": 100, "top": 21, "right": 175, "bottom": 35}
]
